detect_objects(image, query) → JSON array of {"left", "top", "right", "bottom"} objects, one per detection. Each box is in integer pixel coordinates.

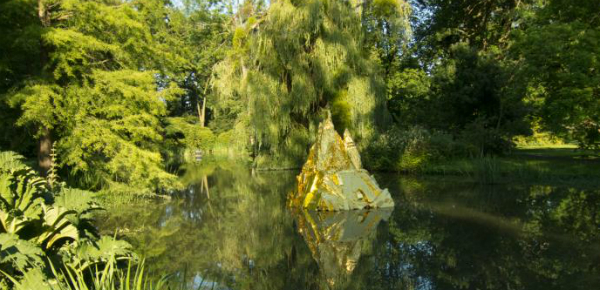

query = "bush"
[
  {"left": 212, "top": 130, "right": 251, "bottom": 158},
  {"left": 396, "top": 126, "right": 435, "bottom": 172},
  {"left": 362, "top": 128, "right": 403, "bottom": 171},
  {"left": 457, "top": 119, "right": 513, "bottom": 157},
  {"left": 363, "top": 126, "right": 462, "bottom": 172},
  {"left": 513, "top": 125, "right": 571, "bottom": 148},
  {"left": 0, "top": 152, "right": 135, "bottom": 288},
  {"left": 166, "top": 118, "right": 252, "bottom": 163},
  {"left": 165, "top": 117, "right": 216, "bottom": 151}
]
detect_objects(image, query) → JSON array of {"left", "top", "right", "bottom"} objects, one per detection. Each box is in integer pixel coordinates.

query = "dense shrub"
[
  {"left": 165, "top": 117, "right": 216, "bottom": 152},
  {"left": 165, "top": 117, "right": 251, "bottom": 163},
  {"left": 457, "top": 118, "right": 514, "bottom": 157},
  {"left": 512, "top": 123, "right": 571, "bottom": 148},
  {"left": 363, "top": 126, "right": 461, "bottom": 172},
  {"left": 0, "top": 152, "right": 135, "bottom": 288}
]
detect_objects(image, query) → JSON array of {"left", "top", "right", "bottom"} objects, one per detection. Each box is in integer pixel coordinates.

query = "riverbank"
[
  {"left": 410, "top": 147, "right": 600, "bottom": 186},
  {"left": 205, "top": 146, "right": 600, "bottom": 187}
]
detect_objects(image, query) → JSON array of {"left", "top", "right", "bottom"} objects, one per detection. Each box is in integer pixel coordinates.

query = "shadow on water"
[{"left": 96, "top": 162, "right": 600, "bottom": 290}]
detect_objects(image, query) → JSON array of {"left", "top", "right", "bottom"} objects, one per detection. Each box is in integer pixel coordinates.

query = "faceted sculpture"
[{"left": 289, "top": 115, "right": 394, "bottom": 211}]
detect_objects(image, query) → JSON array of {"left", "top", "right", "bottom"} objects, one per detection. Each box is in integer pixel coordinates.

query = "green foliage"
[
  {"left": 371, "top": 0, "right": 408, "bottom": 18},
  {"left": 0, "top": 152, "right": 47, "bottom": 235},
  {"left": 54, "top": 70, "right": 182, "bottom": 192},
  {"left": 456, "top": 117, "right": 512, "bottom": 157},
  {"left": 363, "top": 126, "right": 460, "bottom": 172},
  {"left": 0, "top": 234, "right": 45, "bottom": 275},
  {"left": 0, "top": 0, "right": 40, "bottom": 154},
  {"left": 212, "top": 0, "right": 399, "bottom": 166},
  {"left": 513, "top": 0, "right": 600, "bottom": 148},
  {"left": 386, "top": 68, "right": 431, "bottom": 124},
  {"left": 164, "top": 117, "right": 252, "bottom": 164},
  {"left": 430, "top": 44, "right": 528, "bottom": 143},
  {"left": 413, "top": 0, "right": 530, "bottom": 54},
  {"left": 513, "top": 125, "right": 572, "bottom": 148},
  {"left": 0, "top": 153, "right": 30, "bottom": 174},
  {"left": 387, "top": 1, "right": 537, "bottom": 156},
  {"left": 166, "top": 117, "right": 216, "bottom": 151},
  {"left": 1, "top": 0, "right": 187, "bottom": 194},
  {"left": 407, "top": 0, "right": 599, "bottom": 150},
  {"left": 330, "top": 90, "right": 351, "bottom": 134},
  {"left": 361, "top": 0, "right": 412, "bottom": 76},
  {"left": 387, "top": 43, "right": 529, "bottom": 156},
  {"left": 3, "top": 258, "right": 170, "bottom": 290},
  {"left": 0, "top": 0, "right": 597, "bottom": 199},
  {"left": 160, "top": 0, "right": 230, "bottom": 119},
  {"left": 0, "top": 151, "right": 137, "bottom": 288}
]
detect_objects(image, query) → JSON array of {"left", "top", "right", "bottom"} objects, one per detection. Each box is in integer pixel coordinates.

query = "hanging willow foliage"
[{"left": 212, "top": 0, "right": 410, "bottom": 165}]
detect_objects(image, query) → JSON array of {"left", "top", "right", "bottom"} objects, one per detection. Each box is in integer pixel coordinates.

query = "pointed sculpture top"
[
  {"left": 343, "top": 128, "right": 362, "bottom": 170},
  {"left": 312, "top": 114, "right": 354, "bottom": 172}
]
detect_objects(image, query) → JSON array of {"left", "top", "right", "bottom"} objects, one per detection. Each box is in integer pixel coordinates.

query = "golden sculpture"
[{"left": 288, "top": 115, "right": 394, "bottom": 211}]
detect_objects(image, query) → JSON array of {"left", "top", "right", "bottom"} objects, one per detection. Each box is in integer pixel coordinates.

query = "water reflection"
[
  {"left": 292, "top": 209, "right": 392, "bottom": 288},
  {"left": 96, "top": 163, "right": 600, "bottom": 290}
]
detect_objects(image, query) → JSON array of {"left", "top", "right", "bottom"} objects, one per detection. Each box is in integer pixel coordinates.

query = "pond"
[{"left": 96, "top": 162, "right": 600, "bottom": 290}]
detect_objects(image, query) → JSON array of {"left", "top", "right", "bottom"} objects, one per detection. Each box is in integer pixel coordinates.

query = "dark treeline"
[{"left": 1, "top": 0, "right": 599, "bottom": 194}]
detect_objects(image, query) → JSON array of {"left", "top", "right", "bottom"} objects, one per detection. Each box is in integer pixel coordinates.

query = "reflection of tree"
[
  {"left": 365, "top": 176, "right": 600, "bottom": 290},
  {"left": 97, "top": 163, "right": 325, "bottom": 289},
  {"left": 97, "top": 171, "right": 600, "bottom": 290}
]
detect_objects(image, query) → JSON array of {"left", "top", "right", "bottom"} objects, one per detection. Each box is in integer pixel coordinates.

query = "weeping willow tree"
[{"left": 211, "top": 0, "right": 410, "bottom": 167}]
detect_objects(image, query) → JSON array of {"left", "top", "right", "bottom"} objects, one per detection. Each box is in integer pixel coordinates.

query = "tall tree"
[
  {"left": 165, "top": 0, "right": 231, "bottom": 124},
  {"left": 359, "top": 0, "right": 412, "bottom": 77},
  {"left": 384, "top": 0, "right": 533, "bottom": 153},
  {"left": 513, "top": 0, "right": 600, "bottom": 147},
  {"left": 211, "top": 0, "right": 407, "bottom": 166},
  {"left": 414, "top": 0, "right": 533, "bottom": 58},
  {"left": 3, "top": 0, "right": 186, "bottom": 192},
  {"left": 0, "top": 0, "right": 41, "bottom": 154}
]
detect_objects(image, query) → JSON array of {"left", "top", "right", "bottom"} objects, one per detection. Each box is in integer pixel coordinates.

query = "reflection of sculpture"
[
  {"left": 293, "top": 209, "right": 392, "bottom": 288},
  {"left": 288, "top": 115, "right": 394, "bottom": 211}
]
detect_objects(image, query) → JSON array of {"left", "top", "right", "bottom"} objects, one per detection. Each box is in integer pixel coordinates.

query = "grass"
[
  {"left": 2, "top": 258, "right": 156, "bottom": 290},
  {"left": 417, "top": 147, "right": 600, "bottom": 185},
  {"left": 1, "top": 258, "right": 208, "bottom": 290}
]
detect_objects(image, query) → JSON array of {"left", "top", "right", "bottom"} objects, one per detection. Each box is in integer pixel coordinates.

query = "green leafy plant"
[
  {"left": 0, "top": 151, "right": 136, "bottom": 288},
  {"left": 3, "top": 258, "right": 170, "bottom": 290},
  {"left": 0, "top": 234, "right": 44, "bottom": 276},
  {"left": 0, "top": 153, "right": 47, "bottom": 235}
]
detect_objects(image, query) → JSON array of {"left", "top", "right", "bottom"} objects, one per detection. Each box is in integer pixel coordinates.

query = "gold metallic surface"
[
  {"left": 289, "top": 116, "right": 394, "bottom": 211},
  {"left": 292, "top": 208, "right": 392, "bottom": 288}
]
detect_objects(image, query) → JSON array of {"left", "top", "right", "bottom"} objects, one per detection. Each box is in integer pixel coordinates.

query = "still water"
[{"left": 97, "top": 163, "right": 600, "bottom": 290}]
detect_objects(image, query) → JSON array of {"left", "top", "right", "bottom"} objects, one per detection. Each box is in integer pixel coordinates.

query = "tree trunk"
[
  {"left": 38, "top": 0, "right": 52, "bottom": 176},
  {"left": 198, "top": 97, "right": 206, "bottom": 128},
  {"left": 38, "top": 0, "right": 50, "bottom": 27},
  {"left": 38, "top": 127, "right": 52, "bottom": 176}
]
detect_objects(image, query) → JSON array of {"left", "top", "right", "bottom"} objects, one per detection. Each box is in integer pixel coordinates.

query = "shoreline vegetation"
[
  {"left": 402, "top": 148, "right": 600, "bottom": 186},
  {"left": 244, "top": 146, "right": 600, "bottom": 187}
]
